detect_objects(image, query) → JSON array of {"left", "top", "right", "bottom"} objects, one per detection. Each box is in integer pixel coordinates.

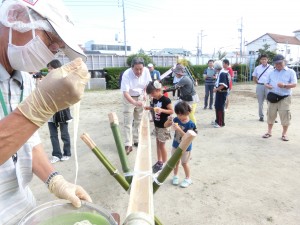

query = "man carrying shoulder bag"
[
  {"left": 252, "top": 54, "right": 274, "bottom": 121},
  {"left": 262, "top": 54, "right": 297, "bottom": 141}
]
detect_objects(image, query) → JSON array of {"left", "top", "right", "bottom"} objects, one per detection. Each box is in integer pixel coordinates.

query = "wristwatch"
[{"left": 283, "top": 84, "right": 286, "bottom": 88}]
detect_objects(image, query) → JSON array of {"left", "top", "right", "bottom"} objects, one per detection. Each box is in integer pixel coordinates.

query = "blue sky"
[{"left": 63, "top": 0, "right": 300, "bottom": 54}]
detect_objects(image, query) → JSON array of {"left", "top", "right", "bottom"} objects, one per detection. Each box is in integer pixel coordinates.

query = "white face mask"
[{"left": 7, "top": 28, "right": 54, "bottom": 72}]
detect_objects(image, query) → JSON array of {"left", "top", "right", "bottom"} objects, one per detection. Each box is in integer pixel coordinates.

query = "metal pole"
[
  {"left": 196, "top": 34, "right": 199, "bottom": 65},
  {"left": 122, "top": 0, "right": 127, "bottom": 56},
  {"left": 239, "top": 17, "right": 243, "bottom": 63},
  {"left": 200, "top": 30, "right": 203, "bottom": 57},
  {"left": 200, "top": 30, "right": 207, "bottom": 65}
]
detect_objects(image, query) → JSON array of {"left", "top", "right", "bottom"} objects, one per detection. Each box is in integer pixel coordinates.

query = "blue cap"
[{"left": 273, "top": 54, "right": 285, "bottom": 63}]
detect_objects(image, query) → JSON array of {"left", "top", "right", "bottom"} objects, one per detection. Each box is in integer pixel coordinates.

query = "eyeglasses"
[
  {"left": 44, "top": 31, "right": 53, "bottom": 45},
  {"left": 44, "top": 31, "right": 61, "bottom": 53}
]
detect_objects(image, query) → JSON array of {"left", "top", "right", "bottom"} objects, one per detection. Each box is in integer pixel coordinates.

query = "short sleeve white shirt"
[
  {"left": 120, "top": 67, "right": 152, "bottom": 96},
  {"left": 252, "top": 64, "right": 274, "bottom": 84}
]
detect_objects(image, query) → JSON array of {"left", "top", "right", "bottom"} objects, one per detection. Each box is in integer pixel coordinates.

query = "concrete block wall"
[{"left": 85, "top": 78, "right": 106, "bottom": 90}]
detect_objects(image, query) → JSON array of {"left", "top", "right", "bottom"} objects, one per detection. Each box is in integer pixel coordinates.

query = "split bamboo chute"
[
  {"left": 124, "top": 110, "right": 154, "bottom": 225},
  {"left": 80, "top": 131, "right": 163, "bottom": 225},
  {"left": 80, "top": 109, "right": 197, "bottom": 225}
]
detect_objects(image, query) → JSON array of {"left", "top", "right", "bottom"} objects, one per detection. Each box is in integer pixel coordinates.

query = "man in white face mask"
[{"left": 0, "top": 1, "right": 92, "bottom": 224}]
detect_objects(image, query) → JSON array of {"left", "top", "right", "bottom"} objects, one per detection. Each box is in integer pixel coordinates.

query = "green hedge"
[
  {"left": 104, "top": 67, "right": 128, "bottom": 89},
  {"left": 104, "top": 64, "right": 250, "bottom": 89}
]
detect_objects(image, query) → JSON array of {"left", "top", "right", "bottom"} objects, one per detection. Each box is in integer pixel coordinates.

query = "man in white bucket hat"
[{"left": 0, "top": 1, "right": 91, "bottom": 224}]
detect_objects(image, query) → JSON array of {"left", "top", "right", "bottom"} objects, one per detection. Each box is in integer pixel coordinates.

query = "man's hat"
[
  {"left": 20, "top": 0, "right": 86, "bottom": 61},
  {"left": 172, "top": 64, "right": 185, "bottom": 75},
  {"left": 147, "top": 63, "right": 154, "bottom": 68},
  {"left": 273, "top": 54, "right": 285, "bottom": 63}
]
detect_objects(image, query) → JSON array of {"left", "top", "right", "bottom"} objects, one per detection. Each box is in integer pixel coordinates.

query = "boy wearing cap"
[
  {"left": 148, "top": 63, "right": 161, "bottom": 81},
  {"left": 0, "top": 1, "right": 91, "bottom": 224},
  {"left": 263, "top": 54, "right": 297, "bottom": 141}
]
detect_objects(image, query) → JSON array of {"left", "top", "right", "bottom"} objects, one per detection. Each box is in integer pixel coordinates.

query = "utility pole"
[
  {"left": 238, "top": 17, "right": 243, "bottom": 63},
  {"left": 196, "top": 34, "right": 200, "bottom": 64},
  {"left": 122, "top": 0, "right": 127, "bottom": 56},
  {"left": 285, "top": 41, "right": 289, "bottom": 58},
  {"left": 196, "top": 30, "right": 207, "bottom": 65}
]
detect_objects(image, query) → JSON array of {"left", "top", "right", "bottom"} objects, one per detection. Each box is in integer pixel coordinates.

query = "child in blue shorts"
[{"left": 164, "top": 101, "right": 197, "bottom": 188}]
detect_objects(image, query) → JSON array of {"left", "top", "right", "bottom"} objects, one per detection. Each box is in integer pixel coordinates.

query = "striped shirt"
[
  {"left": 203, "top": 67, "right": 216, "bottom": 85},
  {"left": 0, "top": 64, "right": 41, "bottom": 225},
  {"left": 265, "top": 66, "right": 297, "bottom": 96}
]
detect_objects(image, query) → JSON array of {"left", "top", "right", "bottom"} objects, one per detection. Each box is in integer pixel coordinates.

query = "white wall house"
[{"left": 246, "top": 30, "right": 300, "bottom": 63}]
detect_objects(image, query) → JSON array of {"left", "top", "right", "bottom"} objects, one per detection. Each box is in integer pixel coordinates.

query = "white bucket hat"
[{"left": 16, "top": 0, "right": 86, "bottom": 61}]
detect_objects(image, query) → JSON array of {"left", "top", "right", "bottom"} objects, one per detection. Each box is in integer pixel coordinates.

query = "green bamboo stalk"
[
  {"left": 108, "top": 113, "right": 132, "bottom": 183},
  {"left": 81, "top": 133, "right": 129, "bottom": 190},
  {"left": 80, "top": 133, "right": 163, "bottom": 225},
  {"left": 153, "top": 130, "right": 197, "bottom": 193}
]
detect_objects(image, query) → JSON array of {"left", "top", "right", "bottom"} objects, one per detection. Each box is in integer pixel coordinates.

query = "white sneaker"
[
  {"left": 214, "top": 124, "right": 221, "bottom": 128},
  {"left": 50, "top": 156, "right": 60, "bottom": 164},
  {"left": 61, "top": 156, "right": 70, "bottom": 161},
  {"left": 172, "top": 176, "right": 179, "bottom": 185},
  {"left": 180, "top": 178, "right": 192, "bottom": 188}
]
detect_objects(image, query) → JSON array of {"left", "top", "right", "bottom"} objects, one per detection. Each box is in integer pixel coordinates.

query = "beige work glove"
[
  {"left": 18, "top": 58, "right": 90, "bottom": 127},
  {"left": 48, "top": 175, "right": 92, "bottom": 208}
]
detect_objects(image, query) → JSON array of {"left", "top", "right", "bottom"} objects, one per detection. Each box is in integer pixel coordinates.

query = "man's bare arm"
[{"left": 0, "top": 108, "right": 38, "bottom": 165}]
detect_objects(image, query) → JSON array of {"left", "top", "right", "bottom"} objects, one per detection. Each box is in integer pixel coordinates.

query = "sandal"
[
  {"left": 282, "top": 135, "right": 289, "bottom": 141},
  {"left": 262, "top": 133, "right": 272, "bottom": 138},
  {"left": 125, "top": 146, "right": 133, "bottom": 155}
]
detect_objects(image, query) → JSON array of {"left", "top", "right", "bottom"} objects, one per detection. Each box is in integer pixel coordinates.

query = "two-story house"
[{"left": 246, "top": 30, "right": 300, "bottom": 63}]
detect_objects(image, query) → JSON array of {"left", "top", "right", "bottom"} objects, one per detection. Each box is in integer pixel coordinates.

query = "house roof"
[
  {"left": 161, "top": 48, "right": 191, "bottom": 55},
  {"left": 246, "top": 33, "right": 300, "bottom": 46}
]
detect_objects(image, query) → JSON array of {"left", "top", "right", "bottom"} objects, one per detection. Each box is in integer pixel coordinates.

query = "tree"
[
  {"left": 255, "top": 44, "right": 277, "bottom": 65},
  {"left": 138, "top": 48, "right": 145, "bottom": 54},
  {"left": 126, "top": 53, "right": 153, "bottom": 67},
  {"left": 217, "top": 50, "right": 227, "bottom": 60}
]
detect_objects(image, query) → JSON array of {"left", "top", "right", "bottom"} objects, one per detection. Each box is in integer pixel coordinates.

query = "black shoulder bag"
[{"left": 257, "top": 65, "right": 270, "bottom": 81}]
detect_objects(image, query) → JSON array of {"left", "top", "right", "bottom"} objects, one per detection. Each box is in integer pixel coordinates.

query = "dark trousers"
[
  {"left": 48, "top": 122, "right": 71, "bottom": 158},
  {"left": 204, "top": 84, "right": 214, "bottom": 108},
  {"left": 172, "top": 83, "right": 180, "bottom": 97},
  {"left": 214, "top": 92, "right": 228, "bottom": 126}
]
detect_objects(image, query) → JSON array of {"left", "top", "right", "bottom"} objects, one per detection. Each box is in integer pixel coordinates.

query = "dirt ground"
[{"left": 30, "top": 83, "right": 300, "bottom": 225}]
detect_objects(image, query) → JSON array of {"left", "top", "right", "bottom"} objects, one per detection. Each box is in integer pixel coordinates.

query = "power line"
[
  {"left": 126, "top": 0, "right": 164, "bottom": 11},
  {"left": 64, "top": 0, "right": 118, "bottom": 7}
]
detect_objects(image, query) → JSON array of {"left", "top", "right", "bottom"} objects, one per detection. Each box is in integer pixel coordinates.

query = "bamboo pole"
[
  {"left": 81, "top": 133, "right": 129, "bottom": 190},
  {"left": 124, "top": 110, "right": 154, "bottom": 225},
  {"left": 108, "top": 112, "right": 132, "bottom": 183},
  {"left": 80, "top": 132, "right": 163, "bottom": 225},
  {"left": 153, "top": 130, "right": 197, "bottom": 193}
]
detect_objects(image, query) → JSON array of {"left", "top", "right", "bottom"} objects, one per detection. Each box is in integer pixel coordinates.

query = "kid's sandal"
[
  {"left": 282, "top": 135, "right": 289, "bottom": 141},
  {"left": 262, "top": 133, "right": 272, "bottom": 138}
]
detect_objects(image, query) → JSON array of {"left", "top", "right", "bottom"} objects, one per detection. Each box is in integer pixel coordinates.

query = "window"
[{"left": 90, "top": 44, "right": 131, "bottom": 52}]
